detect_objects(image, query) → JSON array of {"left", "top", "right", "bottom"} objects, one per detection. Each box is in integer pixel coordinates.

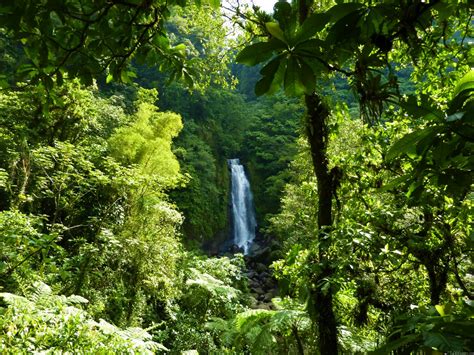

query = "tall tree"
[
  {"left": 236, "top": 0, "right": 472, "bottom": 352},
  {"left": 0, "top": 0, "right": 221, "bottom": 90}
]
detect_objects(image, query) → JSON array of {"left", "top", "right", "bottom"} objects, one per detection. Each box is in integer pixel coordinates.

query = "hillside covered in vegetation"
[{"left": 0, "top": 0, "right": 473, "bottom": 353}]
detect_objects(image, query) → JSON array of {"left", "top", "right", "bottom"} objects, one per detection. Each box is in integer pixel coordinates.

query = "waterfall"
[{"left": 229, "top": 159, "right": 256, "bottom": 255}]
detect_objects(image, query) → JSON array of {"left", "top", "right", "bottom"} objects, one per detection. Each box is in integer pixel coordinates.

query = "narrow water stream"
[{"left": 229, "top": 159, "right": 256, "bottom": 255}]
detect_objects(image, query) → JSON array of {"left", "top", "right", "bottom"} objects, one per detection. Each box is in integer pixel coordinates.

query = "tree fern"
[
  {"left": 0, "top": 282, "right": 167, "bottom": 353},
  {"left": 206, "top": 300, "right": 312, "bottom": 354},
  {"left": 183, "top": 268, "right": 242, "bottom": 319}
]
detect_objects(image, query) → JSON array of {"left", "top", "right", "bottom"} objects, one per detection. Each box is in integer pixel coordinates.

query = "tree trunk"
[
  {"left": 305, "top": 93, "right": 338, "bottom": 354},
  {"left": 292, "top": 325, "right": 305, "bottom": 355},
  {"left": 426, "top": 262, "right": 448, "bottom": 305},
  {"left": 297, "top": 0, "right": 338, "bottom": 352}
]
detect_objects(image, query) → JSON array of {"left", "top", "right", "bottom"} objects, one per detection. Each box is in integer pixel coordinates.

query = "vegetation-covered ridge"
[{"left": 0, "top": 0, "right": 473, "bottom": 353}]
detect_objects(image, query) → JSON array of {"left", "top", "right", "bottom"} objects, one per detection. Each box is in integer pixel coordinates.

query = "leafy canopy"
[{"left": 0, "top": 0, "right": 221, "bottom": 90}]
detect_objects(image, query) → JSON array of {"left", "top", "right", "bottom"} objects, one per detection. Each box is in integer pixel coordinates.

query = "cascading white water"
[{"left": 229, "top": 159, "right": 256, "bottom": 255}]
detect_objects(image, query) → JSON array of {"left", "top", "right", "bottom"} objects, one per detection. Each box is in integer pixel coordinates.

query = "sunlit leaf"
[
  {"left": 266, "top": 22, "right": 286, "bottom": 43},
  {"left": 423, "top": 332, "right": 464, "bottom": 352},
  {"left": 453, "top": 70, "right": 474, "bottom": 97},
  {"left": 295, "top": 13, "right": 330, "bottom": 43},
  {"left": 386, "top": 127, "right": 439, "bottom": 161},
  {"left": 284, "top": 57, "right": 305, "bottom": 96},
  {"left": 236, "top": 39, "right": 285, "bottom": 66},
  {"left": 435, "top": 304, "right": 445, "bottom": 316}
]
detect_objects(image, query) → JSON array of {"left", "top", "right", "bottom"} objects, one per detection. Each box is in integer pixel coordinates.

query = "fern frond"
[
  {"left": 0, "top": 292, "right": 30, "bottom": 306},
  {"left": 66, "top": 295, "right": 89, "bottom": 305},
  {"left": 269, "top": 309, "right": 308, "bottom": 333},
  {"left": 186, "top": 268, "right": 241, "bottom": 300},
  {"left": 235, "top": 309, "right": 274, "bottom": 332},
  {"left": 28, "top": 281, "right": 52, "bottom": 303},
  {"left": 251, "top": 323, "right": 277, "bottom": 353}
]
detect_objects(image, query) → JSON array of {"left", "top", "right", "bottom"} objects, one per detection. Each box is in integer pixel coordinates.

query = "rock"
[
  {"left": 252, "top": 246, "right": 271, "bottom": 260},
  {"left": 229, "top": 244, "right": 244, "bottom": 254},
  {"left": 263, "top": 292, "right": 274, "bottom": 302},
  {"left": 249, "top": 242, "right": 262, "bottom": 255},
  {"left": 253, "top": 287, "right": 265, "bottom": 295},
  {"left": 248, "top": 296, "right": 259, "bottom": 308},
  {"left": 248, "top": 279, "right": 260, "bottom": 289},
  {"left": 264, "top": 277, "right": 276, "bottom": 289},
  {"left": 247, "top": 270, "right": 257, "bottom": 279},
  {"left": 256, "top": 303, "right": 273, "bottom": 310},
  {"left": 255, "top": 263, "right": 267, "bottom": 273}
]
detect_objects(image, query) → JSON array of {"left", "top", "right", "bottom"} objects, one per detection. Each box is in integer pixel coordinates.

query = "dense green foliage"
[
  {"left": 236, "top": 0, "right": 473, "bottom": 353},
  {"left": 0, "top": 0, "right": 223, "bottom": 90},
  {"left": 0, "top": 0, "right": 473, "bottom": 353}
]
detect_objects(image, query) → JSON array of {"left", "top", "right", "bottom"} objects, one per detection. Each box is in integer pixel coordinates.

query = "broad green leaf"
[
  {"left": 453, "top": 70, "right": 474, "bottom": 97},
  {"left": 120, "top": 70, "right": 130, "bottom": 83},
  {"left": 423, "top": 332, "right": 464, "bottom": 352},
  {"left": 415, "top": 127, "right": 438, "bottom": 155},
  {"left": 406, "top": 182, "right": 423, "bottom": 199},
  {"left": 461, "top": 106, "right": 474, "bottom": 123},
  {"left": 255, "top": 57, "right": 282, "bottom": 96},
  {"left": 386, "top": 127, "right": 439, "bottom": 161},
  {"left": 449, "top": 88, "right": 474, "bottom": 113},
  {"left": 435, "top": 305, "right": 445, "bottom": 316},
  {"left": 399, "top": 95, "right": 442, "bottom": 120},
  {"left": 56, "top": 71, "right": 63, "bottom": 86},
  {"left": 273, "top": 1, "right": 295, "bottom": 32},
  {"left": 433, "top": 2, "right": 457, "bottom": 21},
  {"left": 449, "top": 71, "right": 474, "bottom": 112},
  {"left": 443, "top": 171, "right": 472, "bottom": 198},
  {"left": 326, "top": 10, "right": 363, "bottom": 45},
  {"left": 266, "top": 22, "right": 286, "bottom": 43},
  {"left": 432, "top": 141, "right": 455, "bottom": 166},
  {"left": 441, "top": 321, "right": 474, "bottom": 338},
  {"left": 284, "top": 57, "right": 305, "bottom": 96},
  {"left": 370, "top": 334, "right": 420, "bottom": 354},
  {"left": 183, "top": 70, "right": 194, "bottom": 88},
  {"left": 260, "top": 56, "right": 280, "bottom": 77},
  {"left": 297, "top": 58, "right": 315, "bottom": 94},
  {"left": 236, "top": 39, "right": 285, "bottom": 66},
  {"left": 255, "top": 76, "right": 273, "bottom": 96},
  {"left": 380, "top": 175, "right": 409, "bottom": 191},
  {"left": 294, "top": 38, "right": 324, "bottom": 56},
  {"left": 326, "top": 3, "right": 365, "bottom": 23},
  {"left": 43, "top": 75, "right": 54, "bottom": 91},
  {"left": 267, "top": 57, "right": 287, "bottom": 95},
  {"left": 172, "top": 43, "right": 187, "bottom": 57},
  {"left": 153, "top": 34, "right": 170, "bottom": 49},
  {"left": 295, "top": 13, "right": 330, "bottom": 43}
]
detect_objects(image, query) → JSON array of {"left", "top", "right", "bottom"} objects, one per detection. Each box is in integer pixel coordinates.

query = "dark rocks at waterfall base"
[
  {"left": 246, "top": 259, "right": 278, "bottom": 309},
  {"left": 229, "top": 244, "right": 245, "bottom": 254},
  {"left": 211, "top": 185, "right": 282, "bottom": 309},
  {"left": 243, "top": 231, "right": 282, "bottom": 310}
]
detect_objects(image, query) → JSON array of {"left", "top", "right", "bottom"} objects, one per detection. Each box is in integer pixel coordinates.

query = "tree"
[
  {"left": 0, "top": 0, "right": 221, "bottom": 90},
  {"left": 0, "top": 81, "right": 188, "bottom": 328},
  {"left": 236, "top": 0, "right": 471, "bottom": 352}
]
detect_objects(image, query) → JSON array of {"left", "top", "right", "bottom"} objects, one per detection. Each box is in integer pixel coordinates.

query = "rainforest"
[{"left": 0, "top": 0, "right": 472, "bottom": 353}]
